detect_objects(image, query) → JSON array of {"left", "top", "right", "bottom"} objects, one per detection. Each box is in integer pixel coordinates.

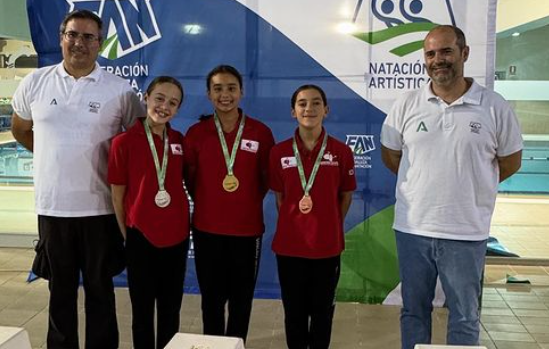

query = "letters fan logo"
[
  {"left": 346, "top": 135, "right": 375, "bottom": 155},
  {"left": 66, "top": 0, "right": 162, "bottom": 60}
]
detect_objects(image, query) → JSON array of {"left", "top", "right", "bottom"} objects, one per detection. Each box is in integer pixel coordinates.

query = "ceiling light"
[
  {"left": 336, "top": 22, "right": 358, "bottom": 34},
  {"left": 183, "top": 24, "right": 202, "bottom": 35}
]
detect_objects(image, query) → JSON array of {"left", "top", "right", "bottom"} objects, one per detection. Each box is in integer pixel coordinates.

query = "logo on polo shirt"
[
  {"left": 67, "top": 0, "right": 162, "bottom": 60},
  {"left": 469, "top": 122, "right": 481, "bottom": 134},
  {"left": 241, "top": 139, "right": 259, "bottom": 153},
  {"left": 417, "top": 121, "right": 428, "bottom": 132},
  {"left": 170, "top": 143, "right": 183, "bottom": 155},
  {"left": 50, "top": 99, "right": 57, "bottom": 105},
  {"left": 321, "top": 151, "right": 339, "bottom": 166},
  {"left": 281, "top": 156, "right": 297, "bottom": 169},
  {"left": 88, "top": 101, "right": 101, "bottom": 114}
]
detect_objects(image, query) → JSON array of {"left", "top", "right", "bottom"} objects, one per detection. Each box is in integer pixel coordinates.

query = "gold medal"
[
  {"left": 214, "top": 112, "right": 246, "bottom": 194},
  {"left": 155, "top": 190, "right": 171, "bottom": 208},
  {"left": 299, "top": 195, "right": 313, "bottom": 214},
  {"left": 222, "top": 174, "right": 239, "bottom": 192}
]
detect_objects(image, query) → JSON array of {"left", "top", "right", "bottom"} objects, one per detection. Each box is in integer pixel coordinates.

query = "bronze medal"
[
  {"left": 299, "top": 195, "right": 313, "bottom": 214},
  {"left": 222, "top": 174, "right": 239, "bottom": 192}
]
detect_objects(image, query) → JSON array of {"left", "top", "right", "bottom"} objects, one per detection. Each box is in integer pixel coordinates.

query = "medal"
[
  {"left": 214, "top": 110, "right": 246, "bottom": 193},
  {"left": 293, "top": 131, "right": 328, "bottom": 215},
  {"left": 155, "top": 190, "right": 171, "bottom": 208},
  {"left": 144, "top": 119, "right": 171, "bottom": 208},
  {"left": 299, "top": 195, "right": 313, "bottom": 214},
  {"left": 222, "top": 174, "right": 239, "bottom": 192}
]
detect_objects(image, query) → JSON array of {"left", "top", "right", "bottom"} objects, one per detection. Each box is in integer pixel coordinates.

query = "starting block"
[{"left": 165, "top": 333, "right": 245, "bottom": 349}]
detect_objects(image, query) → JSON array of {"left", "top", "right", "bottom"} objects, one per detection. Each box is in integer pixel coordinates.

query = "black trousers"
[
  {"left": 192, "top": 229, "right": 262, "bottom": 342},
  {"left": 39, "top": 214, "right": 124, "bottom": 349},
  {"left": 276, "top": 254, "right": 341, "bottom": 349},
  {"left": 126, "top": 228, "right": 189, "bottom": 349}
]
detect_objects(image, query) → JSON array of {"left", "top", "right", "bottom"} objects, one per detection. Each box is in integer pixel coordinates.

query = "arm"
[
  {"left": 111, "top": 184, "right": 127, "bottom": 240},
  {"left": 274, "top": 191, "right": 283, "bottom": 212},
  {"left": 183, "top": 135, "right": 197, "bottom": 196},
  {"left": 184, "top": 163, "right": 196, "bottom": 197},
  {"left": 259, "top": 128, "right": 276, "bottom": 198},
  {"left": 498, "top": 150, "right": 522, "bottom": 183},
  {"left": 339, "top": 191, "right": 353, "bottom": 219},
  {"left": 11, "top": 113, "right": 34, "bottom": 152},
  {"left": 381, "top": 145, "right": 402, "bottom": 175}
]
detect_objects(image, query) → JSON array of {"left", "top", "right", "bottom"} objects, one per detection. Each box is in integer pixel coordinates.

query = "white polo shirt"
[
  {"left": 12, "top": 62, "right": 144, "bottom": 217},
  {"left": 381, "top": 80, "right": 523, "bottom": 241}
]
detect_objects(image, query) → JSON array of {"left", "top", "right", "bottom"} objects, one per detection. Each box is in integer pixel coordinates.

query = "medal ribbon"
[
  {"left": 214, "top": 111, "right": 246, "bottom": 176},
  {"left": 143, "top": 119, "right": 169, "bottom": 191},
  {"left": 292, "top": 131, "right": 328, "bottom": 196}
]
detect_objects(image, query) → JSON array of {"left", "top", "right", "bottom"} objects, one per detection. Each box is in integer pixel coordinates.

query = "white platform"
[
  {"left": 165, "top": 333, "right": 245, "bottom": 349},
  {"left": 414, "top": 345, "right": 487, "bottom": 349},
  {"left": 0, "top": 327, "right": 31, "bottom": 349}
]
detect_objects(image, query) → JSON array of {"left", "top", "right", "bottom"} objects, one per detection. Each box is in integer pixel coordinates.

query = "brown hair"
[
  {"left": 146, "top": 76, "right": 184, "bottom": 107},
  {"left": 291, "top": 84, "right": 328, "bottom": 108}
]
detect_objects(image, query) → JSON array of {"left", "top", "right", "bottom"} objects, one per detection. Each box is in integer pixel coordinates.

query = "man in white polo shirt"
[
  {"left": 381, "top": 25, "right": 522, "bottom": 349},
  {"left": 11, "top": 9, "right": 144, "bottom": 349}
]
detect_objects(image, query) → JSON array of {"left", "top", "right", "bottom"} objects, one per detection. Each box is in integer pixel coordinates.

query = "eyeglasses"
[{"left": 62, "top": 31, "right": 100, "bottom": 44}]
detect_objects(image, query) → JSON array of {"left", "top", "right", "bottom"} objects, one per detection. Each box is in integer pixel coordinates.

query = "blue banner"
[{"left": 26, "top": 0, "right": 496, "bottom": 302}]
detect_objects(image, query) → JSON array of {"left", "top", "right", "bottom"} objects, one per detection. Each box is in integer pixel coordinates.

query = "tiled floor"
[
  {"left": 491, "top": 195, "right": 549, "bottom": 259},
  {"left": 0, "top": 248, "right": 548, "bottom": 349},
  {"left": 0, "top": 194, "right": 548, "bottom": 348}
]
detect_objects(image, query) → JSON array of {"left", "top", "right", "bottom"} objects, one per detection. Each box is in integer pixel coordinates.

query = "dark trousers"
[
  {"left": 126, "top": 228, "right": 189, "bottom": 349},
  {"left": 39, "top": 214, "right": 124, "bottom": 349},
  {"left": 193, "top": 229, "right": 262, "bottom": 342},
  {"left": 276, "top": 255, "right": 341, "bottom": 349}
]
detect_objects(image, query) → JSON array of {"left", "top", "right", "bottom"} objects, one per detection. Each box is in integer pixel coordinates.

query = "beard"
[{"left": 428, "top": 63, "right": 458, "bottom": 86}]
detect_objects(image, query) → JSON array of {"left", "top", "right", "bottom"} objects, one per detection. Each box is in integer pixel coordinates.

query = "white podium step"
[
  {"left": 414, "top": 345, "right": 487, "bottom": 349},
  {"left": 0, "top": 327, "right": 31, "bottom": 349},
  {"left": 165, "top": 333, "right": 245, "bottom": 349}
]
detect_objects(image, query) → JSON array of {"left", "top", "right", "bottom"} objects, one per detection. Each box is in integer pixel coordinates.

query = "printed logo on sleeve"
[
  {"left": 281, "top": 157, "right": 297, "bottom": 169},
  {"left": 170, "top": 143, "right": 183, "bottom": 155},
  {"left": 241, "top": 139, "right": 259, "bottom": 153}
]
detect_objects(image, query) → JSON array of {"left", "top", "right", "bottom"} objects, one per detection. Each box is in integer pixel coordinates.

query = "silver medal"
[{"left": 155, "top": 190, "right": 171, "bottom": 208}]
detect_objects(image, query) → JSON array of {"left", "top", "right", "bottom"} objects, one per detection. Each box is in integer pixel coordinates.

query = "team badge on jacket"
[
  {"left": 321, "top": 151, "right": 339, "bottom": 166},
  {"left": 281, "top": 156, "right": 297, "bottom": 169},
  {"left": 170, "top": 143, "right": 183, "bottom": 155},
  {"left": 241, "top": 139, "right": 259, "bottom": 153}
]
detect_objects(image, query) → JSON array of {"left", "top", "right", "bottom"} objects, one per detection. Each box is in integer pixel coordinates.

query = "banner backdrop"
[{"left": 26, "top": 0, "right": 497, "bottom": 303}]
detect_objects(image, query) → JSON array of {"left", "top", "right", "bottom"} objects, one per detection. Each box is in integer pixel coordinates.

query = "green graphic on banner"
[
  {"left": 100, "top": 34, "right": 120, "bottom": 60},
  {"left": 353, "top": 22, "right": 439, "bottom": 57},
  {"left": 337, "top": 205, "right": 400, "bottom": 304}
]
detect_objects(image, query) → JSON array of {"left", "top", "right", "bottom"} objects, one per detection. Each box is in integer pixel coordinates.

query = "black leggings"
[
  {"left": 126, "top": 228, "right": 189, "bottom": 349},
  {"left": 193, "top": 229, "right": 262, "bottom": 342},
  {"left": 277, "top": 254, "right": 341, "bottom": 349}
]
